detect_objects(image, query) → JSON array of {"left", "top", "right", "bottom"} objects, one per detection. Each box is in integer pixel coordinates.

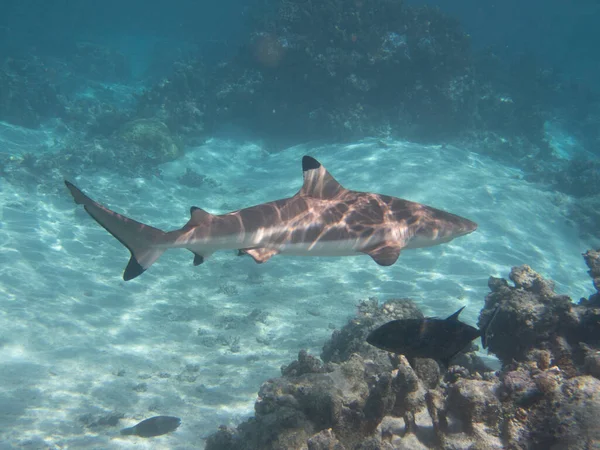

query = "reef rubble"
[{"left": 206, "top": 251, "right": 600, "bottom": 450}]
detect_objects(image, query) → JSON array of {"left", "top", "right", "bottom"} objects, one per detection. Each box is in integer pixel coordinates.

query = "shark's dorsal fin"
[
  {"left": 446, "top": 306, "right": 466, "bottom": 321},
  {"left": 299, "top": 156, "right": 345, "bottom": 199},
  {"left": 188, "top": 206, "right": 212, "bottom": 226}
]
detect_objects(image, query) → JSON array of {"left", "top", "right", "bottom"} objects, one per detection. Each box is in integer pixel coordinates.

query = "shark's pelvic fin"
[
  {"left": 362, "top": 244, "right": 402, "bottom": 266},
  {"left": 65, "top": 181, "right": 168, "bottom": 281},
  {"left": 186, "top": 207, "right": 213, "bottom": 265},
  {"left": 299, "top": 156, "right": 345, "bottom": 199},
  {"left": 191, "top": 252, "right": 204, "bottom": 266},
  {"left": 240, "top": 248, "right": 279, "bottom": 264}
]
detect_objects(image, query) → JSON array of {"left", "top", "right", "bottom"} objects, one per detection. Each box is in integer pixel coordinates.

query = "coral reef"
[
  {"left": 481, "top": 264, "right": 600, "bottom": 371},
  {"left": 132, "top": 0, "right": 597, "bottom": 157},
  {"left": 0, "top": 56, "right": 65, "bottom": 127},
  {"left": 205, "top": 252, "right": 600, "bottom": 450},
  {"left": 70, "top": 42, "right": 130, "bottom": 82},
  {"left": 200, "top": 2, "right": 476, "bottom": 146},
  {"left": 117, "top": 118, "right": 182, "bottom": 164},
  {"left": 582, "top": 249, "right": 600, "bottom": 305},
  {"left": 523, "top": 157, "right": 600, "bottom": 241},
  {"left": 526, "top": 158, "right": 600, "bottom": 199},
  {"left": 0, "top": 116, "right": 183, "bottom": 188},
  {"left": 135, "top": 60, "right": 207, "bottom": 137}
]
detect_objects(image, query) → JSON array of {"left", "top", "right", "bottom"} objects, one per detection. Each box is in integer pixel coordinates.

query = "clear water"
[
  {"left": 0, "top": 0, "right": 598, "bottom": 448},
  {"left": 0, "top": 130, "right": 595, "bottom": 448}
]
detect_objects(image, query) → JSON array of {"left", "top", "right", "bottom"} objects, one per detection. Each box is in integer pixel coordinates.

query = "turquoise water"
[
  {"left": 0, "top": 126, "right": 595, "bottom": 448},
  {"left": 1, "top": 0, "right": 599, "bottom": 447}
]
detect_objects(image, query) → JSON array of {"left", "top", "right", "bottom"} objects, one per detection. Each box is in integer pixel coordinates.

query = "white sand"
[{"left": 0, "top": 130, "right": 595, "bottom": 449}]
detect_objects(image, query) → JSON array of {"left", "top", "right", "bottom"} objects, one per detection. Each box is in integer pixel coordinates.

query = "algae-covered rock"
[
  {"left": 529, "top": 375, "right": 600, "bottom": 449},
  {"left": 206, "top": 251, "right": 600, "bottom": 449},
  {"left": 117, "top": 118, "right": 182, "bottom": 163}
]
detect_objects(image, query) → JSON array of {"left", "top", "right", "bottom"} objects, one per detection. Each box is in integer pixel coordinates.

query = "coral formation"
[
  {"left": 117, "top": 118, "right": 182, "bottom": 164},
  {"left": 70, "top": 42, "right": 130, "bottom": 82},
  {"left": 135, "top": 60, "right": 207, "bottom": 136},
  {"left": 131, "top": 0, "right": 599, "bottom": 158},
  {"left": 583, "top": 249, "right": 600, "bottom": 305},
  {"left": 205, "top": 252, "right": 600, "bottom": 449},
  {"left": 0, "top": 56, "right": 65, "bottom": 127},
  {"left": 138, "top": 1, "right": 476, "bottom": 147},
  {"left": 0, "top": 117, "right": 182, "bottom": 187},
  {"left": 1, "top": 0, "right": 598, "bottom": 239}
]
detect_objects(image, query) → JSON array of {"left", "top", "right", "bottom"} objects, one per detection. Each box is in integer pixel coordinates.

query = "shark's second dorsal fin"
[
  {"left": 299, "top": 156, "right": 345, "bottom": 199},
  {"left": 446, "top": 306, "right": 466, "bottom": 321}
]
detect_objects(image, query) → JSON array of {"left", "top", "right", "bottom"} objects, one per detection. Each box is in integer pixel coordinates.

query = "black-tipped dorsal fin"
[
  {"left": 299, "top": 156, "right": 345, "bottom": 199},
  {"left": 446, "top": 306, "right": 466, "bottom": 321},
  {"left": 187, "top": 206, "right": 212, "bottom": 226}
]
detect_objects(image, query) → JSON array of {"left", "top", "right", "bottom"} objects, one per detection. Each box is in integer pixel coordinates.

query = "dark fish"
[
  {"left": 366, "top": 305, "right": 499, "bottom": 365},
  {"left": 120, "top": 415, "right": 181, "bottom": 438}
]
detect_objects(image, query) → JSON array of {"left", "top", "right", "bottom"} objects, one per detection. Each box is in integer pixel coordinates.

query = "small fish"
[
  {"left": 366, "top": 305, "right": 499, "bottom": 365},
  {"left": 120, "top": 415, "right": 181, "bottom": 438}
]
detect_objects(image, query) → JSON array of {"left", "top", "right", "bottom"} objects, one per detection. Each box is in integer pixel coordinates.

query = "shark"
[{"left": 65, "top": 156, "right": 477, "bottom": 281}]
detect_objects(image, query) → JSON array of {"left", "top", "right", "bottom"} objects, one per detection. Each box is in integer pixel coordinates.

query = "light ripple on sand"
[{"left": 0, "top": 138, "right": 595, "bottom": 448}]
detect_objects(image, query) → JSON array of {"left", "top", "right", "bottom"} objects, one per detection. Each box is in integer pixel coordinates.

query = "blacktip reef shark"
[{"left": 65, "top": 156, "right": 477, "bottom": 281}]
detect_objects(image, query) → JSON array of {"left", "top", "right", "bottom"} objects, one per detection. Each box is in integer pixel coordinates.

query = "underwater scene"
[{"left": 1, "top": 0, "right": 599, "bottom": 448}]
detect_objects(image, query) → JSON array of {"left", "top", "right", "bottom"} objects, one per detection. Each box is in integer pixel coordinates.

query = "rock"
[
  {"left": 206, "top": 251, "right": 600, "bottom": 449},
  {"left": 307, "top": 429, "right": 345, "bottom": 450},
  {"left": 583, "top": 249, "right": 600, "bottom": 305},
  {"left": 529, "top": 376, "right": 600, "bottom": 449},
  {"left": 481, "top": 265, "right": 580, "bottom": 365},
  {"left": 509, "top": 265, "right": 556, "bottom": 298},
  {"left": 117, "top": 118, "right": 182, "bottom": 164},
  {"left": 321, "top": 298, "right": 422, "bottom": 365},
  {"left": 447, "top": 379, "right": 501, "bottom": 432}
]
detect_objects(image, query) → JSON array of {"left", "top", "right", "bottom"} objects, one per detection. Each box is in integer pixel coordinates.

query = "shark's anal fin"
[
  {"left": 362, "top": 245, "right": 402, "bottom": 266},
  {"left": 240, "top": 248, "right": 279, "bottom": 264}
]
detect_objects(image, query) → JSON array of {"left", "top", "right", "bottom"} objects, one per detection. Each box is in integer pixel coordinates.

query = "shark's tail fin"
[{"left": 65, "top": 181, "right": 168, "bottom": 281}]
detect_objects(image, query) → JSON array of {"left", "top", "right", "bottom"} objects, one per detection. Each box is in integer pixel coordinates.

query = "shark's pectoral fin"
[
  {"left": 240, "top": 248, "right": 279, "bottom": 264},
  {"left": 362, "top": 245, "right": 402, "bottom": 266}
]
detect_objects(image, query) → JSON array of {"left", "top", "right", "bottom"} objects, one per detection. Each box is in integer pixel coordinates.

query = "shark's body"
[{"left": 65, "top": 156, "right": 477, "bottom": 280}]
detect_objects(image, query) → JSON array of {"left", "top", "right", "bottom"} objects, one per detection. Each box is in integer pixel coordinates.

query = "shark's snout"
[
  {"left": 434, "top": 211, "right": 478, "bottom": 239},
  {"left": 460, "top": 218, "right": 478, "bottom": 235}
]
